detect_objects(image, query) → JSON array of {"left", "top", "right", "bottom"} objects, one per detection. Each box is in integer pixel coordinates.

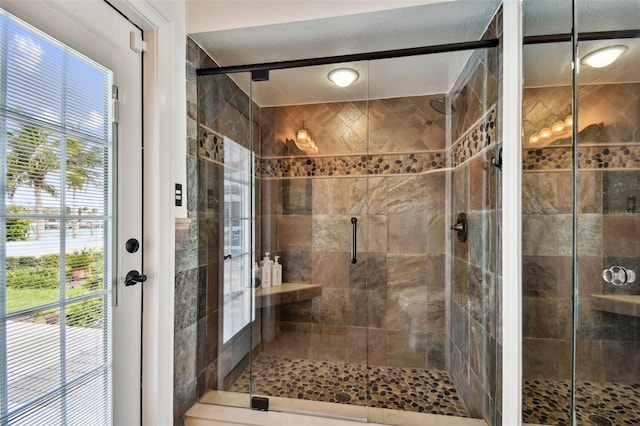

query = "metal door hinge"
[{"left": 251, "top": 396, "right": 269, "bottom": 411}]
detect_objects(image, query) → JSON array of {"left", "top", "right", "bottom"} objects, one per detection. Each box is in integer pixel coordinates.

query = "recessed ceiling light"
[
  {"left": 580, "top": 45, "right": 628, "bottom": 68},
  {"left": 328, "top": 68, "right": 359, "bottom": 87}
]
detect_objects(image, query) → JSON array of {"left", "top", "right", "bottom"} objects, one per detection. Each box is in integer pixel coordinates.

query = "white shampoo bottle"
[
  {"left": 261, "top": 252, "right": 272, "bottom": 288},
  {"left": 272, "top": 256, "right": 282, "bottom": 286}
]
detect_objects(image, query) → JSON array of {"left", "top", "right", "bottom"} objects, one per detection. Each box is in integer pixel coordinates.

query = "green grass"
[{"left": 7, "top": 287, "right": 94, "bottom": 313}]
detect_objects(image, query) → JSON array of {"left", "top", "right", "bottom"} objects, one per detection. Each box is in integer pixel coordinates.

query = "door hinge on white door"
[
  {"left": 112, "top": 85, "right": 119, "bottom": 124},
  {"left": 130, "top": 31, "right": 147, "bottom": 53}
]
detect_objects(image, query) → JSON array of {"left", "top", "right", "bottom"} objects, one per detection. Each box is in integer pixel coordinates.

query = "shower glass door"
[
  {"left": 248, "top": 61, "right": 372, "bottom": 419},
  {"left": 573, "top": 3, "right": 640, "bottom": 423},
  {"left": 521, "top": 1, "right": 640, "bottom": 424},
  {"left": 363, "top": 48, "right": 500, "bottom": 423},
  {"left": 520, "top": 40, "right": 575, "bottom": 426},
  {"left": 195, "top": 69, "right": 258, "bottom": 405},
  {"left": 239, "top": 44, "right": 500, "bottom": 423}
]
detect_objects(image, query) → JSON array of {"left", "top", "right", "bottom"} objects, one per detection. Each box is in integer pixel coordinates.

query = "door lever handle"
[{"left": 125, "top": 270, "right": 147, "bottom": 286}]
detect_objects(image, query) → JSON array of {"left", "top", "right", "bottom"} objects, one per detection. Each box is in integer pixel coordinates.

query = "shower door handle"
[
  {"left": 603, "top": 265, "right": 636, "bottom": 286},
  {"left": 351, "top": 217, "right": 357, "bottom": 264}
]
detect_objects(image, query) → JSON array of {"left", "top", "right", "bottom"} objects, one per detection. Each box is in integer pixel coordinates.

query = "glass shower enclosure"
[
  {"left": 521, "top": 1, "right": 640, "bottom": 424},
  {"left": 193, "top": 13, "right": 502, "bottom": 425}
]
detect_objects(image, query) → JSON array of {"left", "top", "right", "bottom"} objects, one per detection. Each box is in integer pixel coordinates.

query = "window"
[
  {"left": 222, "top": 138, "right": 254, "bottom": 343},
  {"left": 0, "top": 9, "right": 113, "bottom": 424}
]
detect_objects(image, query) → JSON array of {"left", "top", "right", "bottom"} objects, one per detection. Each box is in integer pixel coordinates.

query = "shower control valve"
[{"left": 602, "top": 266, "right": 636, "bottom": 286}]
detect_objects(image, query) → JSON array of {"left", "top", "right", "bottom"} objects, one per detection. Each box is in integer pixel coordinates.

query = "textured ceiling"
[
  {"left": 523, "top": 0, "right": 640, "bottom": 37},
  {"left": 190, "top": 0, "right": 640, "bottom": 106}
]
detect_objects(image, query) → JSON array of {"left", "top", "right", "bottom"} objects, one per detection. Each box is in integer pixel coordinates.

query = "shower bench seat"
[
  {"left": 590, "top": 294, "right": 640, "bottom": 318},
  {"left": 256, "top": 283, "right": 322, "bottom": 308}
]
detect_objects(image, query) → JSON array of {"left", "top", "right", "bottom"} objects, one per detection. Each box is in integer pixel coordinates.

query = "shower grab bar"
[{"left": 351, "top": 217, "right": 357, "bottom": 264}]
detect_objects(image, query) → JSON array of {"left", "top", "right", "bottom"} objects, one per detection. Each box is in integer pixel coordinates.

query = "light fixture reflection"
[
  {"left": 539, "top": 127, "right": 552, "bottom": 140},
  {"left": 581, "top": 45, "right": 628, "bottom": 68},
  {"left": 295, "top": 122, "right": 318, "bottom": 154},
  {"left": 328, "top": 68, "right": 359, "bottom": 87},
  {"left": 552, "top": 121, "right": 565, "bottom": 134},
  {"left": 564, "top": 115, "right": 573, "bottom": 128},
  {"left": 527, "top": 109, "right": 573, "bottom": 147}
]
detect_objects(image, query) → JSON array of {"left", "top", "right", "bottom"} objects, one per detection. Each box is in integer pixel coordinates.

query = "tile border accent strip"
[
  {"left": 523, "top": 144, "right": 640, "bottom": 171},
  {"left": 198, "top": 127, "right": 225, "bottom": 164},
  {"left": 448, "top": 106, "right": 497, "bottom": 169},
  {"left": 257, "top": 151, "right": 446, "bottom": 178},
  {"left": 198, "top": 106, "right": 497, "bottom": 178}
]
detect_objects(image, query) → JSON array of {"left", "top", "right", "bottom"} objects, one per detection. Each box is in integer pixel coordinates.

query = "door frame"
[
  {"left": 0, "top": 0, "right": 155, "bottom": 424},
  {"left": 502, "top": 1, "right": 523, "bottom": 425},
  {"left": 108, "top": 1, "right": 180, "bottom": 424},
  {"left": 0, "top": 0, "right": 181, "bottom": 422}
]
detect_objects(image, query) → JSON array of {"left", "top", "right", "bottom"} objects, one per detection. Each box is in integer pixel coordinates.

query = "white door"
[{"left": 0, "top": 0, "right": 143, "bottom": 424}]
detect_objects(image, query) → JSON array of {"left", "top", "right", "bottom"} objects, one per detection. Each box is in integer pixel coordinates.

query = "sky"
[{"left": 2, "top": 9, "right": 112, "bottom": 212}]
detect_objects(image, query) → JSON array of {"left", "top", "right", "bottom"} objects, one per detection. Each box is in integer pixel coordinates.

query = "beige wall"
[{"left": 185, "top": 0, "right": 441, "bottom": 33}]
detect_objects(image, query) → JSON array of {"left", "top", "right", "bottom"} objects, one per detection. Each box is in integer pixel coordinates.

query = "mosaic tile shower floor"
[
  {"left": 228, "top": 354, "right": 471, "bottom": 417},
  {"left": 523, "top": 379, "right": 640, "bottom": 425}
]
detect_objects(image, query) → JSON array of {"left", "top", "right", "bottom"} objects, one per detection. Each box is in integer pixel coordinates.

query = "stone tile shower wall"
[
  {"left": 174, "top": 38, "right": 262, "bottom": 426},
  {"left": 196, "top": 56, "right": 263, "bottom": 390},
  {"left": 257, "top": 98, "right": 450, "bottom": 371},
  {"left": 522, "top": 83, "right": 640, "bottom": 384},
  {"left": 173, "top": 38, "right": 203, "bottom": 426},
  {"left": 447, "top": 9, "right": 501, "bottom": 424}
]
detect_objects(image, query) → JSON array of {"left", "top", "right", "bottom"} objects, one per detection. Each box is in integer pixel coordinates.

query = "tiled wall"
[
  {"left": 257, "top": 98, "right": 449, "bottom": 371},
  {"left": 196, "top": 40, "right": 264, "bottom": 392},
  {"left": 522, "top": 83, "right": 640, "bottom": 385},
  {"left": 175, "top": 38, "right": 262, "bottom": 426},
  {"left": 447, "top": 7, "right": 501, "bottom": 424},
  {"left": 173, "top": 38, "right": 203, "bottom": 426},
  {"left": 260, "top": 97, "right": 446, "bottom": 157}
]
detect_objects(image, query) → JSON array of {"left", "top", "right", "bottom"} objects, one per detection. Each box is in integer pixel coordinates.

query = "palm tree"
[
  {"left": 65, "top": 136, "right": 102, "bottom": 237},
  {"left": 6, "top": 124, "right": 58, "bottom": 240},
  {"left": 6, "top": 123, "right": 103, "bottom": 240}
]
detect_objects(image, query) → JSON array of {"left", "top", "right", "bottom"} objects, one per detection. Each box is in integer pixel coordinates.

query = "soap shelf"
[
  {"left": 256, "top": 283, "right": 322, "bottom": 308},
  {"left": 590, "top": 294, "right": 640, "bottom": 318}
]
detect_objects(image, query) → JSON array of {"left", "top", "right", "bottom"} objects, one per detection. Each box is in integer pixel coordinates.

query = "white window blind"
[{"left": 0, "top": 8, "right": 113, "bottom": 425}]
